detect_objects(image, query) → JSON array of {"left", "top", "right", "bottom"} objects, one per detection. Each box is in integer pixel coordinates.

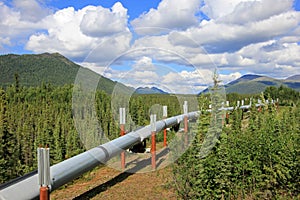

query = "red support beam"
[
  {"left": 184, "top": 115, "right": 188, "bottom": 145},
  {"left": 120, "top": 124, "right": 125, "bottom": 170},
  {"left": 39, "top": 187, "right": 49, "bottom": 200},
  {"left": 163, "top": 106, "right": 168, "bottom": 147},
  {"left": 163, "top": 128, "right": 167, "bottom": 147},
  {"left": 150, "top": 114, "right": 157, "bottom": 170},
  {"left": 151, "top": 131, "right": 156, "bottom": 170},
  {"left": 119, "top": 107, "right": 126, "bottom": 170}
]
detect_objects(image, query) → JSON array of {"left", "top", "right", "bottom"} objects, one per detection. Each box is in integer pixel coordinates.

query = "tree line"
[
  {"left": 0, "top": 82, "right": 187, "bottom": 184},
  {"left": 1, "top": 79, "right": 299, "bottom": 200},
  {"left": 172, "top": 86, "right": 300, "bottom": 199}
]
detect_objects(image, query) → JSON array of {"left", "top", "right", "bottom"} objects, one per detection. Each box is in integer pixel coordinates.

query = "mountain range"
[
  {"left": 134, "top": 87, "right": 169, "bottom": 94},
  {"left": 223, "top": 74, "right": 300, "bottom": 94},
  {"left": 0, "top": 53, "right": 299, "bottom": 94}
]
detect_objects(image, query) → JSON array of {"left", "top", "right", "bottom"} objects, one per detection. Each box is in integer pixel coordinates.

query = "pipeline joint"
[{"left": 96, "top": 146, "right": 110, "bottom": 163}]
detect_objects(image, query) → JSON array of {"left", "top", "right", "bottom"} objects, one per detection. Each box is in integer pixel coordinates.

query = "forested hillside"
[{"left": 0, "top": 53, "right": 130, "bottom": 94}]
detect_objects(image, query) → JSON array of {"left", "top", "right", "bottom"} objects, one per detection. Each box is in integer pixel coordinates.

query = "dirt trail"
[{"left": 51, "top": 148, "right": 177, "bottom": 200}]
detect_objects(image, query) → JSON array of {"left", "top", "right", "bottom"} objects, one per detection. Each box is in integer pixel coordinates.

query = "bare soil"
[{"left": 51, "top": 148, "right": 177, "bottom": 200}]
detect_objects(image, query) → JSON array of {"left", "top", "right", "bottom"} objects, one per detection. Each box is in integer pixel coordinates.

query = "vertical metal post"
[
  {"left": 119, "top": 108, "right": 126, "bottom": 170},
  {"left": 225, "top": 101, "right": 230, "bottom": 124},
  {"left": 43, "top": 147, "right": 50, "bottom": 187},
  {"left": 163, "top": 106, "right": 168, "bottom": 147},
  {"left": 37, "top": 147, "right": 43, "bottom": 187},
  {"left": 183, "top": 101, "right": 188, "bottom": 145},
  {"left": 150, "top": 114, "right": 156, "bottom": 170},
  {"left": 38, "top": 146, "right": 50, "bottom": 200}
]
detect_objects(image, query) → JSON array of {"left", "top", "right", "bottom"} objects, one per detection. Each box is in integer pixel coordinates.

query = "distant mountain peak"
[
  {"left": 285, "top": 75, "right": 300, "bottom": 81},
  {"left": 226, "top": 74, "right": 262, "bottom": 86},
  {"left": 135, "top": 86, "right": 168, "bottom": 94},
  {"left": 200, "top": 73, "right": 300, "bottom": 95},
  {"left": 240, "top": 74, "right": 263, "bottom": 80}
]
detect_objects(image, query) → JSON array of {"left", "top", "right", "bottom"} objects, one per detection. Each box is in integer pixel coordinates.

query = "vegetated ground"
[{"left": 51, "top": 146, "right": 177, "bottom": 200}]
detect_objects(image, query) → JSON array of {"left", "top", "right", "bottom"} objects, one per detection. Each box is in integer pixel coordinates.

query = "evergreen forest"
[
  {"left": 0, "top": 80, "right": 299, "bottom": 199},
  {"left": 173, "top": 86, "right": 300, "bottom": 199},
  {"left": 0, "top": 82, "right": 182, "bottom": 183}
]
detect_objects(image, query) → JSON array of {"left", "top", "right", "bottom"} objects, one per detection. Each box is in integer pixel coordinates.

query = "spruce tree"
[{"left": 0, "top": 89, "right": 17, "bottom": 183}]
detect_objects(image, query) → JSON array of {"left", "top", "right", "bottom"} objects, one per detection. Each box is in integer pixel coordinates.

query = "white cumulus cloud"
[
  {"left": 26, "top": 3, "right": 132, "bottom": 62},
  {"left": 80, "top": 2, "right": 128, "bottom": 37},
  {"left": 0, "top": 1, "right": 47, "bottom": 49},
  {"left": 1, "top": 0, "right": 300, "bottom": 91},
  {"left": 132, "top": 56, "right": 156, "bottom": 71},
  {"left": 220, "top": 0, "right": 293, "bottom": 24},
  {"left": 170, "top": 10, "right": 300, "bottom": 53},
  {"left": 201, "top": 0, "right": 253, "bottom": 20},
  {"left": 131, "top": 0, "right": 201, "bottom": 34},
  {"left": 12, "top": 0, "right": 52, "bottom": 22}
]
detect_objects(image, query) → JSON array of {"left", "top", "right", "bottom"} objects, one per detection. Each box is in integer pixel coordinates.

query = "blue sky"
[
  {"left": 1, "top": 0, "right": 300, "bottom": 93},
  {"left": 47, "top": 0, "right": 162, "bottom": 20}
]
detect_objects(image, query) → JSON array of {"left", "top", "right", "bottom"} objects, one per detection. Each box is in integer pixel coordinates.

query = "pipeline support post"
[
  {"left": 0, "top": 111, "right": 201, "bottom": 200},
  {"left": 225, "top": 101, "right": 230, "bottom": 124},
  {"left": 221, "top": 102, "right": 225, "bottom": 126},
  {"left": 119, "top": 108, "right": 126, "bottom": 170},
  {"left": 150, "top": 114, "right": 156, "bottom": 170},
  {"left": 183, "top": 101, "right": 188, "bottom": 145},
  {"left": 38, "top": 146, "right": 50, "bottom": 200},
  {"left": 163, "top": 106, "right": 168, "bottom": 147}
]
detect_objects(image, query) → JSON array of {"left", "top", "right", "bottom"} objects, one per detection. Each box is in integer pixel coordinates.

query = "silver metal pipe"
[{"left": 0, "top": 111, "right": 200, "bottom": 200}]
